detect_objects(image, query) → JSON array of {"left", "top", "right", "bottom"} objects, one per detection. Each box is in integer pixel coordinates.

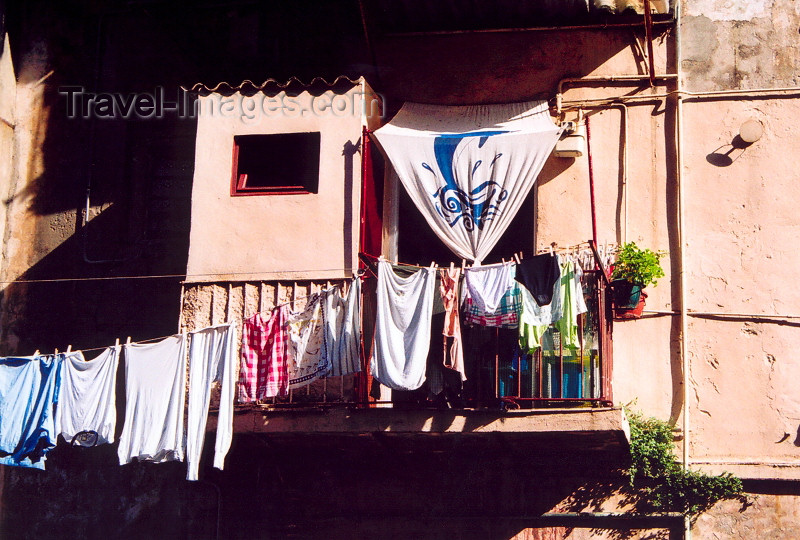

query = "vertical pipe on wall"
[
  {"left": 585, "top": 115, "right": 600, "bottom": 248},
  {"left": 674, "top": 2, "right": 692, "bottom": 537},
  {"left": 607, "top": 104, "right": 629, "bottom": 244},
  {"left": 675, "top": 0, "right": 689, "bottom": 471}
]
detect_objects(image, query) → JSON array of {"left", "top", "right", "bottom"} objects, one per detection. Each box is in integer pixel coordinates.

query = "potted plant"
[{"left": 610, "top": 242, "right": 666, "bottom": 319}]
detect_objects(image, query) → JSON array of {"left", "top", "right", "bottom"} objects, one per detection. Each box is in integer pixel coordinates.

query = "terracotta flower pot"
[
  {"left": 614, "top": 291, "right": 647, "bottom": 320},
  {"left": 610, "top": 279, "right": 647, "bottom": 320}
]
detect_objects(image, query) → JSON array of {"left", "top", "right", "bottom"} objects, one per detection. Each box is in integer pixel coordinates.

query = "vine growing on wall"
[{"left": 626, "top": 409, "right": 747, "bottom": 516}]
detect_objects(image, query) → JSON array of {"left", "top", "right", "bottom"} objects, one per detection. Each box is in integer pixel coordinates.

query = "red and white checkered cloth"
[
  {"left": 237, "top": 305, "right": 289, "bottom": 401},
  {"left": 463, "top": 284, "right": 521, "bottom": 329}
]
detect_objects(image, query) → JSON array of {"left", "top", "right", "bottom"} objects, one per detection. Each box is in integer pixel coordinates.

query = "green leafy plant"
[
  {"left": 626, "top": 409, "right": 746, "bottom": 516},
  {"left": 611, "top": 242, "right": 666, "bottom": 288}
]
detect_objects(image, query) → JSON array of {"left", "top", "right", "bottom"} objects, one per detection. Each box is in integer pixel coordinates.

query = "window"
[{"left": 231, "top": 132, "right": 321, "bottom": 195}]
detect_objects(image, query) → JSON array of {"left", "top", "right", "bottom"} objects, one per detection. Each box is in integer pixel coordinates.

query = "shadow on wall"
[
  {"left": 706, "top": 135, "right": 754, "bottom": 167},
  {"left": 0, "top": 431, "right": 634, "bottom": 540},
  {"left": 0, "top": 103, "right": 196, "bottom": 354},
  {"left": 372, "top": 26, "right": 665, "bottom": 106},
  {"left": 0, "top": 204, "right": 188, "bottom": 355}
]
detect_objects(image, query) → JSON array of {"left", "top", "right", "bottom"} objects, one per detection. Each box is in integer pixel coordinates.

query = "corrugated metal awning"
[{"left": 184, "top": 75, "right": 362, "bottom": 97}]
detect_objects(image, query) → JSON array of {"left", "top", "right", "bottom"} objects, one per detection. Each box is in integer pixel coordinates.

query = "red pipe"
[
  {"left": 359, "top": 126, "right": 370, "bottom": 265},
  {"left": 643, "top": 0, "right": 657, "bottom": 87},
  {"left": 585, "top": 116, "right": 599, "bottom": 252}
]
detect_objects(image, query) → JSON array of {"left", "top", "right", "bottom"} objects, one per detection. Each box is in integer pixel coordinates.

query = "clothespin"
[
  {"left": 125, "top": 336, "right": 132, "bottom": 345},
  {"left": 34, "top": 350, "right": 40, "bottom": 356},
  {"left": 115, "top": 338, "right": 120, "bottom": 348},
  {"left": 66, "top": 345, "right": 72, "bottom": 353},
  {"left": 549, "top": 242, "right": 556, "bottom": 256},
  {"left": 461, "top": 259, "right": 466, "bottom": 271},
  {"left": 54, "top": 348, "right": 59, "bottom": 355},
  {"left": 513, "top": 253, "right": 521, "bottom": 264}
]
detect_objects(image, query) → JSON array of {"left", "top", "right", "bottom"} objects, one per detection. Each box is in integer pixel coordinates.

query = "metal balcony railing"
[{"left": 182, "top": 268, "right": 613, "bottom": 412}]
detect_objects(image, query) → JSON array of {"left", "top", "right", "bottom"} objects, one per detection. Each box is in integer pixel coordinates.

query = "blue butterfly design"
[{"left": 422, "top": 131, "right": 509, "bottom": 231}]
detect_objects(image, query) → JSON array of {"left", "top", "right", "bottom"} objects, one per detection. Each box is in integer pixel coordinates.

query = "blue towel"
[{"left": 0, "top": 355, "right": 64, "bottom": 469}]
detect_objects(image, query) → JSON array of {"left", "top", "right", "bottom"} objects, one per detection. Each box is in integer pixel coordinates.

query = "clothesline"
[
  {"left": 360, "top": 241, "right": 616, "bottom": 271},
  {"left": 0, "top": 267, "right": 358, "bottom": 285},
  {"left": 16, "top": 244, "right": 616, "bottom": 357},
  {"left": 41, "top": 333, "right": 189, "bottom": 356}
]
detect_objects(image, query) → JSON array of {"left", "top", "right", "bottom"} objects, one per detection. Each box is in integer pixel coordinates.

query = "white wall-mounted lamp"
[{"left": 738, "top": 118, "right": 763, "bottom": 144}]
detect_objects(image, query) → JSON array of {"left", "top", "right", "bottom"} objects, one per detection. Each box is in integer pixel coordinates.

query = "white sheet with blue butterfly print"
[{"left": 373, "top": 101, "right": 562, "bottom": 264}]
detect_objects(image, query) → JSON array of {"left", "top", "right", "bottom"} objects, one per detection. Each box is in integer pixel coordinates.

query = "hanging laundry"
[
  {"left": 118, "top": 334, "right": 187, "bottom": 465},
  {"left": 464, "top": 261, "right": 516, "bottom": 314},
  {"left": 388, "top": 262, "right": 446, "bottom": 315},
  {"left": 515, "top": 253, "right": 560, "bottom": 306},
  {"left": 518, "top": 255, "right": 564, "bottom": 352},
  {"left": 286, "top": 294, "right": 329, "bottom": 389},
  {"left": 439, "top": 266, "right": 466, "bottom": 381},
  {"left": 322, "top": 279, "right": 362, "bottom": 377},
  {"left": 186, "top": 323, "right": 237, "bottom": 481},
  {"left": 463, "top": 284, "right": 522, "bottom": 329},
  {"left": 0, "top": 355, "right": 63, "bottom": 469},
  {"left": 519, "top": 258, "right": 587, "bottom": 352},
  {"left": 238, "top": 306, "right": 289, "bottom": 401},
  {"left": 370, "top": 260, "right": 436, "bottom": 391},
  {"left": 56, "top": 346, "right": 120, "bottom": 447},
  {"left": 555, "top": 260, "right": 588, "bottom": 349}
]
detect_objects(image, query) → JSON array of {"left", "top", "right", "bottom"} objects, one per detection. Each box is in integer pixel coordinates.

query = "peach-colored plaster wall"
[
  {"left": 681, "top": 97, "right": 800, "bottom": 471},
  {"left": 534, "top": 1, "right": 800, "bottom": 482},
  {"left": 185, "top": 85, "right": 372, "bottom": 282}
]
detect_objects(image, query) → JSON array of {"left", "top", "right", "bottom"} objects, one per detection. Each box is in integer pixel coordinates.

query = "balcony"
[{"left": 182, "top": 269, "right": 625, "bottom": 458}]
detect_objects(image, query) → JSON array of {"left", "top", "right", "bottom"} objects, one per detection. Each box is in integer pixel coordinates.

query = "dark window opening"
[
  {"left": 231, "top": 132, "right": 321, "bottom": 195},
  {"left": 397, "top": 179, "right": 535, "bottom": 265}
]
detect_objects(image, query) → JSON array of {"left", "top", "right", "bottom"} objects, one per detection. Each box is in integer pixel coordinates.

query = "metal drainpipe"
[
  {"left": 585, "top": 114, "right": 599, "bottom": 247},
  {"left": 674, "top": 2, "right": 692, "bottom": 539},
  {"left": 556, "top": 74, "right": 678, "bottom": 115},
  {"left": 606, "top": 103, "right": 629, "bottom": 244},
  {"left": 675, "top": 0, "right": 688, "bottom": 471}
]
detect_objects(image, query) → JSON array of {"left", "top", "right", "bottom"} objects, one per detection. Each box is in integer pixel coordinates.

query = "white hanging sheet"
[
  {"left": 118, "top": 334, "right": 187, "bottom": 465},
  {"left": 464, "top": 261, "right": 517, "bottom": 314},
  {"left": 370, "top": 260, "right": 436, "bottom": 391},
  {"left": 373, "top": 101, "right": 562, "bottom": 264}
]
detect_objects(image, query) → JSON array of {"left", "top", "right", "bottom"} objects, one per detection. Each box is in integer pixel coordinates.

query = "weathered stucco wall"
[
  {"left": 533, "top": 1, "right": 800, "bottom": 487},
  {"left": 0, "top": 35, "right": 16, "bottom": 270},
  {"left": 185, "top": 86, "right": 375, "bottom": 283},
  {"left": 681, "top": 96, "right": 800, "bottom": 475},
  {"left": 682, "top": 0, "right": 800, "bottom": 91},
  {"left": 3, "top": 0, "right": 800, "bottom": 537}
]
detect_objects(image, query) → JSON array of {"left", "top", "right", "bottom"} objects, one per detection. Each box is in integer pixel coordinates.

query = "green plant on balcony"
[{"left": 610, "top": 242, "right": 666, "bottom": 318}]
